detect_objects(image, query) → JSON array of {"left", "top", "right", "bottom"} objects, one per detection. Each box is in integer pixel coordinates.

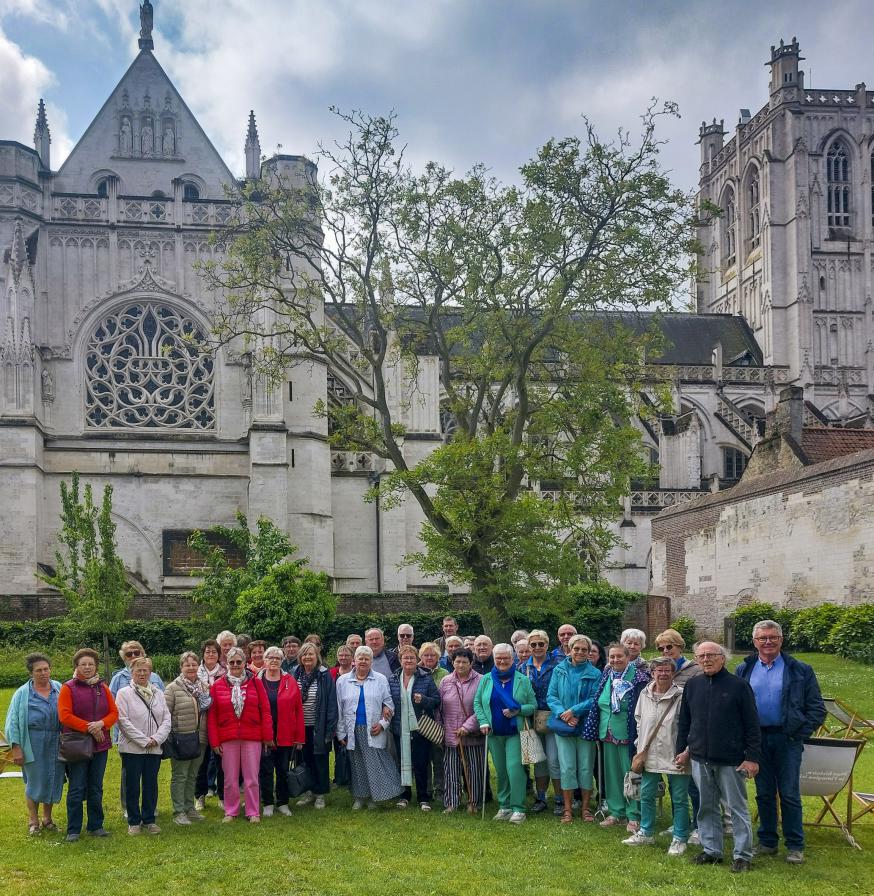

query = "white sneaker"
[
  {"left": 262, "top": 805, "right": 274, "bottom": 817},
  {"left": 277, "top": 805, "right": 292, "bottom": 816},
  {"left": 622, "top": 831, "right": 655, "bottom": 846},
  {"left": 687, "top": 830, "right": 701, "bottom": 846},
  {"left": 493, "top": 809, "right": 513, "bottom": 821},
  {"left": 351, "top": 800, "right": 364, "bottom": 811},
  {"left": 314, "top": 796, "right": 326, "bottom": 810},
  {"left": 660, "top": 825, "right": 674, "bottom": 837},
  {"left": 508, "top": 811, "right": 526, "bottom": 824},
  {"left": 194, "top": 797, "right": 205, "bottom": 812},
  {"left": 187, "top": 810, "right": 205, "bottom": 822},
  {"left": 296, "top": 792, "right": 314, "bottom": 807},
  {"left": 173, "top": 813, "right": 191, "bottom": 826},
  {"left": 668, "top": 838, "right": 687, "bottom": 856}
]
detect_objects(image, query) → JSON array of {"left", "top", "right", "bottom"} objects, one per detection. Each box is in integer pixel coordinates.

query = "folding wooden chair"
[
  {"left": 851, "top": 791, "right": 874, "bottom": 826},
  {"left": 800, "top": 736, "right": 866, "bottom": 849},
  {"left": 817, "top": 697, "right": 874, "bottom": 740}
]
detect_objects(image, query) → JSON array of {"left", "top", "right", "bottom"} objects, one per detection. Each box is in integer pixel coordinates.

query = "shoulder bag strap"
[
  {"left": 641, "top": 693, "right": 680, "bottom": 754},
  {"left": 134, "top": 689, "right": 160, "bottom": 735}
]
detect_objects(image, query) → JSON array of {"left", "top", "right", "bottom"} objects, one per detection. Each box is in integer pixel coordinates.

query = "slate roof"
[{"left": 800, "top": 426, "right": 874, "bottom": 464}]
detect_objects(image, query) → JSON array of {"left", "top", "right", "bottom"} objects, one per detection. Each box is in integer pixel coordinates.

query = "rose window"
[{"left": 85, "top": 303, "right": 215, "bottom": 429}]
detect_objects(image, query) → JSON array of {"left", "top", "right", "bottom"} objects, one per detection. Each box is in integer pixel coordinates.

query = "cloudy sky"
[{"left": 2, "top": 0, "right": 874, "bottom": 194}]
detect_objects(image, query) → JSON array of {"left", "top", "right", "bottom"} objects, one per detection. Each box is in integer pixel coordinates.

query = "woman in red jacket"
[
  {"left": 257, "top": 646, "right": 304, "bottom": 816},
  {"left": 207, "top": 647, "right": 273, "bottom": 823}
]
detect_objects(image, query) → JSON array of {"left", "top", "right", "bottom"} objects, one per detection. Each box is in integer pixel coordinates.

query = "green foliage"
[
  {"left": 322, "top": 611, "right": 483, "bottom": 651},
  {"left": 729, "top": 602, "right": 797, "bottom": 649},
  {"left": 187, "top": 512, "right": 295, "bottom": 627},
  {"left": 670, "top": 615, "right": 697, "bottom": 646},
  {"left": 36, "top": 472, "right": 133, "bottom": 675},
  {"left": 789, "top": 603, "right": 848, "bottom": 651},
  {"left": 827, "top": 603, "right": 874, "bottom": 664},
  {"left": 236, "top": 566, "right": 337, "bottom": 643}
]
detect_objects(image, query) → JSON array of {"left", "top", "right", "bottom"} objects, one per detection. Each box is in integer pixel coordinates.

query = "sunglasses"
[
  {"left": 528, "top": 641, "right": 547, "bottom": 647},
  {"left": 398, "top": 633, "right": 413, "bottom": 638},
  {"left": 657, "top": 644, "right": 678, "bottom": 651},
  {"left": 124, "top": 650, "right": 142, "bottom": 658}
]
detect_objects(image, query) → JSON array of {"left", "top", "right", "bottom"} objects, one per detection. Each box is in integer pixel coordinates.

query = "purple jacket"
[{"left": 438, "top": 671, "right": 483, "bottom": 747}]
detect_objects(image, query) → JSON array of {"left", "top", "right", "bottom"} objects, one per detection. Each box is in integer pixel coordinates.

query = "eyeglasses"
[
  {"left": 227, "top": 660, "right": 245, "bottom": 666},
  {"left": 124, "top": 650, "right": 142, "bottom": 658},
  {"left": 695, "top": 653, "right": 723, "bottom": 661},
  {"left": 657, "top": 644, "right": 678, "bottom": 651},
  {"left": 529, "top": 641, "right": 547, "bottom": 647},
  {"left": 754, "top": 635, "right": 781, "bottom": 642}
]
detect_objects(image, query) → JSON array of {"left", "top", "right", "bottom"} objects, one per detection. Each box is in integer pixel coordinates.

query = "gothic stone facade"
[{"left": 1, "top": 35, "right": 871, "bottom": 608}]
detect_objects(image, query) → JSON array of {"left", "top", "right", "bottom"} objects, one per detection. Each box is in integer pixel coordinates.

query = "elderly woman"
[
  {"left": 389, "top": 645, "right": 441, "bottom": 811},
  {"left": 4, "top": 652, "right": 65, "bottom": 834},
  {"left": 438, "top": 647, "right": 485, "bottom": 814},
  {"left": 583, "top": 643, "right": 650, "bottom": 832},
  {"left": 331, "top": 645, "right": 354, "bottom": 681},
  {"left": 417, "top": 641, "right": 447, "bottom": 805},
  {"left": 58, "top": 647, "right": 118, "bottom": 841},
  {"left": 621, "top": 628, "right": 649, "bottom": 673},
  {"left": 330, "top": 645, "right": 354, "bottom": 787},
  {"left": 345, "top": 633, "right": 363, "bottom": 654},
  {"left": 165, "top": 651, "right": 212, "bottom": 825},
  {"left": 589, "top": 640, "right": 606, "bottom": 671},
  {"left": 654, "top": 629, "right": 700, "bottom": 686},
  {"left": 216, "top": 630, "right": 237, "bottom": 668},
  {"left": 419, "top": 642, "right": 448, "bottom": 685},
  {"left": 514, "top": 639, "right": 531, "bottom": 667},
  {"left": 256, "top": 646, "right": 304, "bottom": 816},
  {"left": 623, "top": 656, "right": 690, "bottom": 855},
  {"left": 194, "top": 639, "right": 225, "bottom": 811},
  {"left": 208, "top": 646, "right": 273, "bottom": 823},
  {"left": 439, "top": 636, "right": 464, "bottom": 672},
  {"left": 116, "top": 656, "right": 171, "bottom": 834},
  {"left": 335, "top": 645, "right": 402, "bottom": 809},
  {"left": 292, "top": 643, "right": 337, "bottom": 810},
  {"left": 521, "top": 629, "right": 562, "bottom": 815},
  {"left": 546, "top": 634, "right": 601, "bottom": 823},
  {"left": 474, "top": 643, "right": 536, "bottom": 824}
]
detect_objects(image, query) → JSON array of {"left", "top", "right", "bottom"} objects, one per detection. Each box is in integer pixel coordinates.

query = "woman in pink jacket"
[
  {"left": 207, "top": 647, "right": 273, "bottom": 823},
  {"left": 437, "top": 648, "right": 485, "bottom": 814}
]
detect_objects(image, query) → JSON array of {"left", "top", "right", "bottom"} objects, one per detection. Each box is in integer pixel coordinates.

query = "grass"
[{"left": 0, "top": 652, "right": 872, "bottom": 895}]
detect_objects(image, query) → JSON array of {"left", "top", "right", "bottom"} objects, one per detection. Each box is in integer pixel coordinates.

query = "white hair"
[
  {"left": 752, "top": 619, "right": 783, "bottom": 638},
  {"left": 493, "top": 643, "right": 514, "bottom": 657},
  {"left": 621, "top": 628, "right": 647, "bottom": 648},
  {"left": 354, "top": 645, "right": 374, "bottom": 660},
  {"left": 216, "top": 630, "right": 236, "bottom": 644}
]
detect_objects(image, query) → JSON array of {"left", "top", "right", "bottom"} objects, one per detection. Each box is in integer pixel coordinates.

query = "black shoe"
[
  {"left": 692, "top": 852, "right": 723, "bottom": 865},
  {"left": 65, "top": 832, "right": 80, "bottom": 842},
  {"left": 730, "top": 859, "right": 752, "bottom": 873},
  {"left": 89, "top": 828, "right": 111, "bottom": 838},
  {"left": 530, "top": 799, "right": 548, "bottom": 814}
]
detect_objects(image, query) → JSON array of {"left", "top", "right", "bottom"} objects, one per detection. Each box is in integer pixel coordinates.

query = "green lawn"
[{"left": 1, "top": 652, "right": 872, "bottom": 896}]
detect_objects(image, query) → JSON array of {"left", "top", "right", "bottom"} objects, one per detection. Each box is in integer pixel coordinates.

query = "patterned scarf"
[
  {"left": 226, "top": 671, "right": 249, "bottom": 719},
  {"left": 608, "top": 668, "right": 633, "bottom": 714},
  {"left": 296, "top": 667, "right": 318, "bottom": 704},
  {"left": 134, "top": 682, "right": 154, "bottom": 702},
  {"left": 177, "top": 674, "right": 211, "bottom": 711}
]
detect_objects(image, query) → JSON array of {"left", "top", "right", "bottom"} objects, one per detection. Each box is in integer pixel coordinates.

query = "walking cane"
[
  {"left": 481, "top": 732, "right": 489, "bottom": 821},
  {"left": 459, "top": 740, "right": 471, "bottom": 804}
]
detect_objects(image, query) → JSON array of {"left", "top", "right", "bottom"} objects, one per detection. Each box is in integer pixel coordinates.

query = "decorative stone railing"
[
  {"left": 717, "top": 397, "right": 756, "bottom": 445},
  {"left": 181, "top": 200, "right": 236, "bottom": 227},
  {"left": 331, "top": 451, "right": 374, "bottom": 473},
  {"left": 814, "top": 366, "right": 865, "bottom": 386},
  {"left": 628, "top": 489, "right": 703, "bottom": 510},
  {"left": 53, "top": 195, "right": 108, "bottom": 222},
  {"left": 120, "top": 197, "right": 173, "bottom": 224}
]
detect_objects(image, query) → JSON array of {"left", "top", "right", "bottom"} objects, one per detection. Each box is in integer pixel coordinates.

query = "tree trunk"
[
  {"left": 102, "top": 631, "right": 111, "bottom": 681},
  {"left": 471, "top": 581, "right": 515, "bottom": 643}
]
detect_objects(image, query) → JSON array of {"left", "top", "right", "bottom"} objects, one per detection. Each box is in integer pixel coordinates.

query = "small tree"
[
  {"left": 38, "top": 472, "right": 133, "bottom": 678},
  {"left": 187, "top": 512, "right": 296, "bottom": 628}
]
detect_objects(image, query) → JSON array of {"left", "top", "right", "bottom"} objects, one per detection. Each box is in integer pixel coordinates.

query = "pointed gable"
[{"left": 53, "top": 49, "right": 237, "bottom": 199}]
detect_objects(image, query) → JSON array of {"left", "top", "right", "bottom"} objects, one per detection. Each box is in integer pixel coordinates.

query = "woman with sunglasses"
[
  {"left": 654, "top": 629, "right": 701, "bottom": 685},
  {"left": 207, "top": 647, "right": 273, "bottom": 823}
]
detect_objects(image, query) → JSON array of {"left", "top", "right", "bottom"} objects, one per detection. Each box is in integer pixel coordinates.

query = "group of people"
[{"left": 4, "top": 614, "right": 826, "bottom": 872}]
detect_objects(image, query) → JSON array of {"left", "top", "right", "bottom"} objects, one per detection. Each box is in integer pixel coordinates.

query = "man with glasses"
[
  {"left": 388, "top": 624, "right": 415, "bottom": 662},
  {"left": 551, "top": 624, "right": 577, "bottom": 660},
  {"left": 675, "top": 641, "right": 760, "bottom": 873},
  {"left": 735, "top": 619, "right": 825, "bottom": 865}
]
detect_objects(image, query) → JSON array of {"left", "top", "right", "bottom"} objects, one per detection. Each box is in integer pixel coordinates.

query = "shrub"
[
  {"left": 236, "top": 565, "right": 337, "bottom": 643},
  {"left": 670, "top": 615, "right": 697, "bottom": 646},
  {"left": 789, "top": 603, "right": 847, "bottom": 651},
  {"left": 729, "top": 602, "right": 797, "bottom": 649},
  {"left": 827, "top": 603, "right": 874, "bottom": 664}
]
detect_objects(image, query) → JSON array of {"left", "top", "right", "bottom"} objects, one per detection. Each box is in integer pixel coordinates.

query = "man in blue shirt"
[{"left": 736, "top": 619, "right": 825, "bottom": 866}]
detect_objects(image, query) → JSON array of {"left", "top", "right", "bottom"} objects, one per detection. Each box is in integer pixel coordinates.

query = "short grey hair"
[
  {"left": 753, "top": 619, "right": 783, "bottom": 638},
  {"left": 226, "top": 647, "right": 246, "bottom": 664},
  {"left": 178, "top": 651, "right": 199, "bottom": 668},
  {"left": 649, "top": 655, "right": 675, "bottom": 673},
  {"left": 364, "top": 628, "right": 384, "bottom": 639},
  {"left": 263, "top": 646, "right": 284, "bottom": 661},
  {"left": 621, "top": 628, "right": 647, "bottom": 648},
  {"left": 528, "top": 629, "right": 550, "bottom": 645},
  {"left": 354, "top": 646, "right": 374, "bottom": 661},
  {"left": 568, "top": 634, "right": 592, "bottom": 652},
  {"left": 493, "top": 643, "right": 514, "bottom": 657},
  {"left": 694, "top": 641, "right": 728, "bottom": 658},
  {"left": 216, "top": 630, "right": 236, "bottom": 644}
]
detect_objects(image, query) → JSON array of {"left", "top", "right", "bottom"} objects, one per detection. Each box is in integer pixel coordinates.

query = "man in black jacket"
[
  {"left": 736, "top": 619, "right": 826, "bottom": 865},
  {"left": 676, "top": 641, "right": 761, "bottom": 873}
]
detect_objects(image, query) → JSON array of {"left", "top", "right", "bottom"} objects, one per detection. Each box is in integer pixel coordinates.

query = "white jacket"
[
  {"left": 116, "top": 685, "right": 171, "bottom": 755},
  {"left": 335, "top": 670, "right": 393, "bottom": 751},
  {"left": 633, "top": 681, "right": 689, "bottom": 776}
]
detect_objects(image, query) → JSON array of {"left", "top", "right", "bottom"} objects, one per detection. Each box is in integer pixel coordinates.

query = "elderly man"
[
  {"left": 365, "top": 627, "right": 400, "bottom": 679},
  {"left": 280, "top": 636, "right": 301, "bottom": 674},
  {"left": 676, "top": 642, "right": 761, "bottom": 873},
  {"left": 551, "top": 624, "right": 577, "bottom": 660},
  {"left": 389, "top": 624, "right": 415, "bottom": 661},
  {"left": 736, "top": 619, "right": 825, "bottom": 865},
  {"left": 472, "top": 636, "right": 495, "bottom": 675}
]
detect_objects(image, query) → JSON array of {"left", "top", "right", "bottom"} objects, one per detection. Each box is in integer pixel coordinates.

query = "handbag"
[
  {"left": 287, "top": 754, "right": 314, "bottom": 798},
  {"left": 630, "top": 692, "right": 680, "bottom": 774},
  {"left": 547, "top": 714, "right": 581, "bottom": 737},
  {"left": 416, "top": 713, "right": 445, "bottom": 746},
  {"left": 59, "top": 730, "right": 94, "bottom": 763},
  {"left": 519, "top": 719, "right": 547, "bottom": 765},
  {"left": 623, "top": 769, "right": 642, "bottom": 801},
  {"left": 164, "top": 730, "right": 201, "bottom": 761},
  {"left": 533, "top": 709, "right": 551, "bottom": 734}
]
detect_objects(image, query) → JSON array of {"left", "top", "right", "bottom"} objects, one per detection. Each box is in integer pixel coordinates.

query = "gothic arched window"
[
  {"left": 746, "top": 167, "right": 761, "bottom": 250},
  {"left": 722, "top": 186, "right": 736, "bottom": 266},
  {"left": 183, "top": 183, "right": 200, "bottom": 201},
  {"left": 85, "top": 302, "right": 215, "bottom": 429},
  {"left": 827, "top": 141, "right": 851, "bottom": 229}
]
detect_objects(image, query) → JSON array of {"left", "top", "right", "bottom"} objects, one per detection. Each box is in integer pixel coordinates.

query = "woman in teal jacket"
[
  {"left": 474, "top": 643, "right": 536, "bottom": 824},
  {"left": 546, "top": 634, "right": 602, "bottom": 823}
]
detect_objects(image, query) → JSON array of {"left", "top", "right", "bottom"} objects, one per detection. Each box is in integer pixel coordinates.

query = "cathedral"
[{"left": 0, "top": 19, "right": 871, "bottom": 613}]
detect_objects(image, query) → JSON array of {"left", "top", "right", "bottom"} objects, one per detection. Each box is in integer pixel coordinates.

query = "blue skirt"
[{"left": 23, "top": 727, "right": 65, "bottom": 804}]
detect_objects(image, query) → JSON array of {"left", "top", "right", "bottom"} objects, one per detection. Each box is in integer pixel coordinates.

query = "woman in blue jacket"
[{"left": 546, "top": 634, "right": 602, "bottom": 823}]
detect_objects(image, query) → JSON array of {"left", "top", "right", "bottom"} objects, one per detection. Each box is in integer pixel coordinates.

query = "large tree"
[{"left": 204, "top": 106, "right": 694, "bottom": 636}]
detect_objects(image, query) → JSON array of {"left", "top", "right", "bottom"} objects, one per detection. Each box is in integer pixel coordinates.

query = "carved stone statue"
[
  {"left": 142, "top": 122, "right": 154, "bottom": 156},
  {"left": 162, "top": 126, "right": 174, "bottom": 157},
  {"left": 120, "top": 118, "right": 132, "bottom": 155},
  {"left": 140, "top": 1, "right": 154, "bottom": 42},
  {"left": 41, "top": 368, "right": 54, "bottom": 402}
]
